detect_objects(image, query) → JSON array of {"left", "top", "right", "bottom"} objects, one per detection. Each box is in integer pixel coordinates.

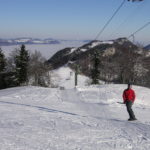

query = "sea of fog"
[{"left": 1, "top": 41, "right": 86, "bottom": 59}]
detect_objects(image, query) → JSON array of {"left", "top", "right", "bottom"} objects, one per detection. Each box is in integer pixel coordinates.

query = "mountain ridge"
[
  {"left": 0, "top": 37, "right": 60, "bottom": 46},
  {"left": 48, "top": 37, "right": 142, "bottom": 69},
  {"left": 144, "top": 44, "right": 150, "bottom": 50},
  {"left": 47, "top": 37, "right": 150, "bottom": 86},
  {"left": 0, "top": 38, "right": 90, "bottom": 46}
]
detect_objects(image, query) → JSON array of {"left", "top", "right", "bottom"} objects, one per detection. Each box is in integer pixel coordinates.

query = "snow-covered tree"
[{"left": 28, "top": 50, "right": 52, "bottom": 87}]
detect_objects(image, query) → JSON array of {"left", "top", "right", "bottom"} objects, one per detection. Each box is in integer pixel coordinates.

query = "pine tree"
[
  {"left": 91, "top": 50, "right": 100, "bottom": 84},
  {"left": 0, "top": 48, "right": 6, "bottom": 72},
  {"left": 15, "top": 45, "right": 29, "bottom": 85},
  {"left": 0, "top": 48, "right": 7, "bottom": 89}
]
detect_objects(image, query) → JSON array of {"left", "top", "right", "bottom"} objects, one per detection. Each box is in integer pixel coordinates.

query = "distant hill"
[
  {"left": 0, "top": 38, "right": 60, "bottom": 46},
  {"left": 144, "top": 44, "right": 150, "bottom": 50},
  {"left": 47, "top": 38, "right": 150, "bottom": 87}
]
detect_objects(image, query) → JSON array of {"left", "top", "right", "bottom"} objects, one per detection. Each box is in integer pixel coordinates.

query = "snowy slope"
[
  {"left": 51, "top": 66, "right": 90, "bottom": 89},
  {"left": 0, "top": 84, "right": 150, "bottom": 150}
]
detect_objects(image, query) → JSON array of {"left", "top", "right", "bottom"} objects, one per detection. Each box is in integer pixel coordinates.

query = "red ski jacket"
[{"left": 123, "top": 89, "right": 135, "bottom": 103}]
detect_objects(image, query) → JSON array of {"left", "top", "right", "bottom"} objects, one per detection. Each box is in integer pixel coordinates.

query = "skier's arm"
[
  {"left": 132, "top": 90, "right": 136, "bottom": 103},
  {"left": 123, "top": 91, "right": 126, "bottom": 104}
]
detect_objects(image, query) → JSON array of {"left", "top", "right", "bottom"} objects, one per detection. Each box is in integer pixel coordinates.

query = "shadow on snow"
[{"left": 0, "top": 100, "right": 83, "bottom": 117}]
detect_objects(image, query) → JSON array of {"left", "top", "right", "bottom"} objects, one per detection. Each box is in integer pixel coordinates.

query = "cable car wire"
[
  {"left": 94, "top": 0, "right": 126, "bottom": 40},
  {"left": 109, "top": 1, "right": 145, "bottom": 39},
  {"left": 128, "top": 21, "right": 150, "bottom": 38}
]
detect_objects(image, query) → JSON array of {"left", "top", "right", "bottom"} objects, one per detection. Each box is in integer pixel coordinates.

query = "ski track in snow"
[{"left": 0, "top": 85, "right": 150, "bottom": 149}]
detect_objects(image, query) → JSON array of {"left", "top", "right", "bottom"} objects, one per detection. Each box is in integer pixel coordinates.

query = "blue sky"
[{"left": 0, "top": 0, "right": 149, "bottom": 44}]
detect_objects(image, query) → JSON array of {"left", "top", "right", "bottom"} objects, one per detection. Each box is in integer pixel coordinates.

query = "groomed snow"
[
  {"left": 0, "top": 83, "right": 150, "bottom": 150},
  {"left": 0, "top": 66, "right": 150, "bottom": 150}
]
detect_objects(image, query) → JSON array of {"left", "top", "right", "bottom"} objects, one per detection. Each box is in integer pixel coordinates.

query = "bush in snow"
[{"left": 28, "top": 50, "right": 52, "bottom": 87}]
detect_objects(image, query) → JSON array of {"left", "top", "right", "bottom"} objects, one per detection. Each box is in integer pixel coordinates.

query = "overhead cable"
[
  {"left": 109, "top": 1, "right": 145, "bottom": 39},
  {"left": 128, "top": 21, "right": 150, "bottom": 38},
  {"left": 95, "top": 0, "right": 126, "bottom": 40}
]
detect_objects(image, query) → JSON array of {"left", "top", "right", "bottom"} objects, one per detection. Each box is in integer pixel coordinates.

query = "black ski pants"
[{"left": 126, "top": 101, "right": 136, "bottom": 119}]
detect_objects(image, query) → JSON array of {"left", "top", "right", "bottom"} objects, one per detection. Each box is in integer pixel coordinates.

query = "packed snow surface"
[{"left": 0, "top": 84, "right": 150, "bottom": 150}]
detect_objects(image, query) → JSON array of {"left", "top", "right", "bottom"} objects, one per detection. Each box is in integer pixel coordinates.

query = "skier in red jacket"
[{"left": 123, "top": 83, "right": 137, "bottom": 121}]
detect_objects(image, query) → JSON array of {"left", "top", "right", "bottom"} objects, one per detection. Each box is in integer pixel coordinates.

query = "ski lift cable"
[
  {"left": 94, "top": 0, "right": 126, "bottom": 40},
  {"left": 109, "top": 1, "right": 145, "bottom": 39},
  {"left": 128, "top": 21, "right": 150, "bottom": 38}
]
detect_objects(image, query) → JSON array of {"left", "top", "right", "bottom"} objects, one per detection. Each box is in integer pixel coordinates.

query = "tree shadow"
[{"left": 0, "top": 100, "right": 81, "bottom": 117}]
